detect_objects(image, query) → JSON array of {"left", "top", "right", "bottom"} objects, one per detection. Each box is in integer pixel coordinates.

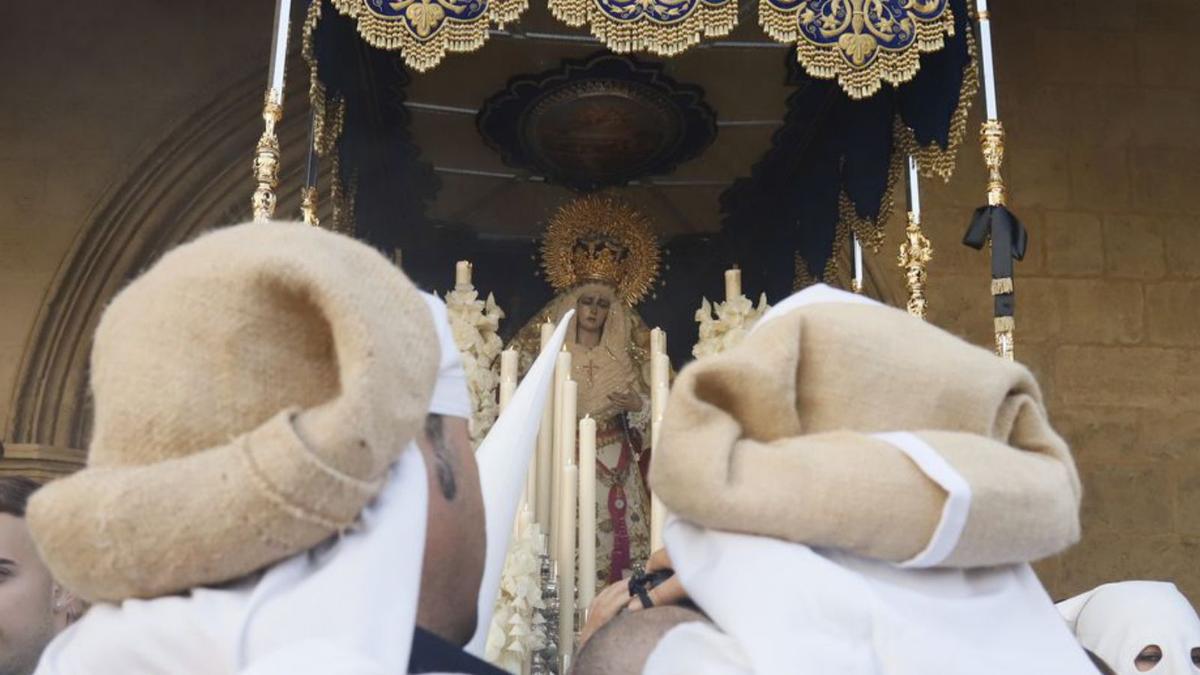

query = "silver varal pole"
[
  {"left": 851, "top": 237, "right": 864, "bottom": 293},
  {"left": 974, "top": 0, "right": 1016, "bottom": 360},
  {"left": 252, "top": 0, "right": 293, "bottom": 222}
]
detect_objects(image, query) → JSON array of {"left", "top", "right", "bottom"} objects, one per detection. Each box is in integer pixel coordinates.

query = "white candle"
[
  {"left": 653, "top": 356, "right": 670, "bottom": 423},
  {"left": 536, "top": 323, "right": 554, "bottom": 529},
  {"left": 549, "top": 351, "right": 571, "bottom": 561},
  {"left": 650, "top": 327, "right": 664, "bottom": 357},
  {"left": 558, "top": 462, "right": 578, "bottom": 663},
  {"left": 725, "top": 267, "right": 742, "bottom": 302},
  {"left": 650, "top": 493, "right": 667, "bottom": 552},
  {"left": 500, "top": 348, "right": 518, "bottom": 385},
  {"left": 578, "top": 416, "right": 597, "bottom": 611},
  {"left": 455, "top": 260, "right": 472, "bottom": 287},
  {"left": 561, "top": 380, "right": 578, "bottom": 471}
]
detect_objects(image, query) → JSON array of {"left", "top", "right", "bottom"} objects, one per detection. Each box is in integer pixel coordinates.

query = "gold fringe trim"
[
  {"left": 329, "top": 0, "right": 527, "bottom": 72},
  {"left": 793, "top": 253, "right": 819, "bottom": 291},
  {"left": 548, "top": 0, "right": 736, "bottom": 56},
  {"left": 894, "top": 20, "right": 979, "bottom": 181},
  {"left": 303, "top": 1, "right": 350, "bottom": 231},
  {"left": 760, "top": 3, "right": 956, "bottom": 100},
  {"left": 819, "top": 144, "right": 903, "bottom": 283}
]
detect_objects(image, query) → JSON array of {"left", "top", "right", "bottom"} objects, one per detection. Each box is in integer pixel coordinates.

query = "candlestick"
[
  {"left": 650, "top": 327, "right": 664, "bottom": 358},
  {"left": 558, "top": 462, "right": 578, "bottom": 663},
  {"left": 578, "top": 416, "right": 597, "bottom": 611},
  {"left": 724, "top": 267, "right": 742, "bottom": 302},
  {"left": 455, "top": 260, "right": 473, "bottom": 287},
  {"left": 500, "top": 348, "right": 518, "bottom": 384}
]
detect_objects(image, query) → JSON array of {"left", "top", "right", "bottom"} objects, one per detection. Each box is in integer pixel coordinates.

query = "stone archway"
[{"left": 3, "top": 63, "right": 321, "bottom": 472}]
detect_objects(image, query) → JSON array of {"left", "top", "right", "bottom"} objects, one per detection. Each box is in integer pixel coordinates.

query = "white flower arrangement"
[
  {"left": 444, "top": 284, "right": 506, "bottom": 447},
  {"left": 485, "top": 508, "right": 548, "bottom": 674},
  {"left": 692, "top": 292, "right": 771, "bottom": 359}
]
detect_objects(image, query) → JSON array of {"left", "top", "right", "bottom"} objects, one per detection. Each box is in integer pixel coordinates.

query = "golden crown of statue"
[{"left": 541, "top": 195, "right": 661, "bottom": 306}]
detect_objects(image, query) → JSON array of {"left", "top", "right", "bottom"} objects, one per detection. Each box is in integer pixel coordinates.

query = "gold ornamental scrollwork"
[
  {"left": 897, "top": 212, "right": 933, "bottom": 319},
  {"left": 760, "top": 0, "right": 956, "bottom": 99},
  {"left": 980, "top": 119, "right": 1007, "bottom": 206},
  {"left": 328, "top": 0, "right": 527, "bottom": 72},
  {"left": 251, "top": 90, "right": 283, "bottom": 223},
  {"left": 301, "top": 187, "right": 320, "bottom": 227},
  {"left": 548, "top": 0, "right": 736, "bottom": 57},
  {"left": 542, "top": 196, "right": 661, "bottom": 306}
]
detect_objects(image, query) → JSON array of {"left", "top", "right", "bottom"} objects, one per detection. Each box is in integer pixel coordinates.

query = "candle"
[
  {"left": 653, "top": 356, "right": 670, "bottom": 423},
  {"left": 536, "top": 323, "right": 554, "bottom": 528},
  {"left": 561, "top": 381, "right": 578, "bottom": 473},
  {"left": 499, "top": 378, "right": 516, "bottom": 414},
  {"left": 650, "top": 327, "right": 664, "bottom": 357},
  {"left": 549, "top": 351, "right": 571, "bottom": 561},
  {"left": 455, "top": 260, "right": 472, "bottom": 287},
  {"left": 578, "top": 416, "right": 597, "bottom": 611},
  {"left": 500, "top": 348, "right": 518, "bottom": 385},
  {"left": 724, "top": 267, "right": 742, "bottom": 302},
  {"left": 650, "top": 493, "right": 667, "bottom": 552},
  {"left": 558, "top": 462, "right": 578, "bottom": 664}
]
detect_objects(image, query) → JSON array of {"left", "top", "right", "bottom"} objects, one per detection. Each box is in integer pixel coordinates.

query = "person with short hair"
[
  {"left": 584, "top": 283, "right": 1101, "bottom": 675},
  {"left": 0, "top": 477, "right": 80, "bottom": 675},
  {"left": 23, "top": 222, "right": 505, "bottom": 674}
]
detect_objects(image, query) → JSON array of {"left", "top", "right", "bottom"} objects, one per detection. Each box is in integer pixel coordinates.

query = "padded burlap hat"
[
  {"left": 26, "top": 221, "right": 438, "bottom": 603},
  {"left": 651, "top": 285, "right": 1082, "bottom": 568}
]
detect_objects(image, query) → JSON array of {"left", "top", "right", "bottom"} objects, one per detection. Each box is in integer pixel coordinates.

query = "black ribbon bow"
[{"left": 963, "top": 205, "right": 1028, "bottom": 318}]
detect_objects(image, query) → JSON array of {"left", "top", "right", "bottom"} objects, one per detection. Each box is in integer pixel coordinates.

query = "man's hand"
[
  {"left": 579, "top": 549, "right": 692, "bottom": 648},
  {"left": 580, "top": 578, "right": 634, "bottom": 648},
  {"left": 626, "top": 548, "right": 688, "bottom": 611}
]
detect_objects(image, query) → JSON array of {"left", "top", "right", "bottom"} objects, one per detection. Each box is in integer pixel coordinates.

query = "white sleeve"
[
  {"left": 241, "top": 641, "right": 391, "bottom": 675},
  {"left": 643, "top": 622, "right": 753, "bottom": 675}
]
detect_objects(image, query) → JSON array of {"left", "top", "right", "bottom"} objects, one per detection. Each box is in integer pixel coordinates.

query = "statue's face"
[{"left": 576, "top": 284, "right": 614, "bottom": 334}]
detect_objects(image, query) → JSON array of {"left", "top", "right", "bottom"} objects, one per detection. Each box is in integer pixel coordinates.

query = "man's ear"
[{"left": 51, "top": 583, "right": 84, "bottom": 626}]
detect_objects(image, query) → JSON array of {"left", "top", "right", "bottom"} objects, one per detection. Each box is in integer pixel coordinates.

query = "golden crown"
[{"left": 541, "top": 196, "right": 661, "bottom": 306}]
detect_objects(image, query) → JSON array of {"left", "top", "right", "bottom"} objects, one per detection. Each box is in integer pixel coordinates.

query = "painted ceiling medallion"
[
  {"left": 329, "top": 0, "right": 526, "bottom": 72},
  {"left": 760, "top": 0, "right": 956, "bottom": 99},
  {"left": 477, "top": 54, "right": 717, "bottom": 190},
  {"left": 549, "top": 0, "right": 736, "bottom": 57}
]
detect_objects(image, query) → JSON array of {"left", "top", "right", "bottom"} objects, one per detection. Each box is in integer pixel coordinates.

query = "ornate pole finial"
[
  {"left": 899, "top": 212, "right": 933, "bottom": 319},
  {"left": 981, "top": 120, "right": 1007, "bottom": 207},
  {"left": 300, "top": 186, "right": 319, "bottom": 226},
  {"left": 899, "top": 156, "right": 931, "bottom": 318},
  {"left": 251, "top": 90, "right": 284, "bottom": 222}
]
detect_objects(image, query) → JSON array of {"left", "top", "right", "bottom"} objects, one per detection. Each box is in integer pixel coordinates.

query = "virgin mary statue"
[{"left": 512, "top": 196, "right": 661, "bottom": 588}]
